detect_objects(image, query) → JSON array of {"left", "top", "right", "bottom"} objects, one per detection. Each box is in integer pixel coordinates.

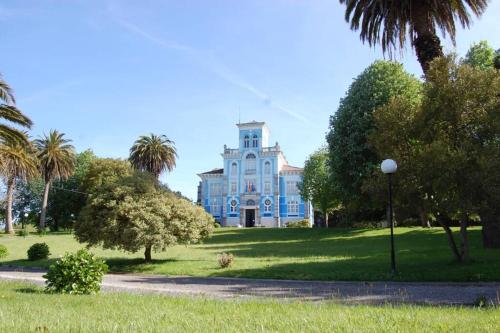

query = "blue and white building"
[{"left": 197, "top": 121, "right": 312, "bottom": 227}]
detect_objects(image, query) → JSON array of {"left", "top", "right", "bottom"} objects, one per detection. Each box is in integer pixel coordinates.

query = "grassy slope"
[
  {"left": 0, "top": 281, "right": 497, "bottom": 333},
  {"left": 1, "top": 227, "right": 499, "bottom": 281}
]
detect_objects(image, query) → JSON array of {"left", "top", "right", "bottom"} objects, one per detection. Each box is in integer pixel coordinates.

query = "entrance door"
[{"left": 245, "top": 209, "right": 255, "bottom": 227}]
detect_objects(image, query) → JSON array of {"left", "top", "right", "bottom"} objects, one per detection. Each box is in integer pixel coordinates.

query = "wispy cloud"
[{"left": 107, "top": 7, "right": 309, "bottom": 123}]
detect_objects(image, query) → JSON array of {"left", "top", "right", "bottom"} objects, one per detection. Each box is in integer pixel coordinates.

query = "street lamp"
[
  {"left": 381, "top": 159, "right": 397, "bottom": 274},
  {"left": 23, "top": 212, "right": 29, "bottom": 230}
]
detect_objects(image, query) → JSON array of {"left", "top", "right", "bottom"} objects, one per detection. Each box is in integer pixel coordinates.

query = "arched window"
[
  {"left": 245, "top": 153, "right": 256, "bottom": 174},
  {"left": 246, "top": 199, "right": 256, "bottom": 206},
  {"left": 231, "top": 162, "right": 237, "bottom": 175},
  {"left": 264, "top": 161, "right": 271, "bottom": 174},
  {"left": 244, "top": 135, "right": 250, "bottom": 148},
  {"left": 252, "top": 135, "right": 258, "bottom": 147}
]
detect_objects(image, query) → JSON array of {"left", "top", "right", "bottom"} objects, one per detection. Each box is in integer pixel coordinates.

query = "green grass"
[
  {"left": 1, "top": 227, "right": 500, "bottom": 281},
  {"left": 0, "top": 281, "right": 497, "bottom": 333}
]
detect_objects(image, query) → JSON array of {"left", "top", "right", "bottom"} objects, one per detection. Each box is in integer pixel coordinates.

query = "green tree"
[
  {"left": 370, "top": 55, "right": 500, "bottom": 260},
  {"left": 0, "top": 142, "right": 38, "bottom": 233},
  {"left": 326, "top": 61, "right": 421, "bottom": 221},
  {"left": 48, "top": 150, "right": 96, "bottom": 230},
  {"left": 464, "top": 40, "right": 495, "bottom": 69},
  {"left": 81, "top": 158, "right": 132, "bottom": 194},
  {"left": 339, "top": 0, "right": 489, "bottom": 73},
  {"left": 34, "top": 130, "right": 76, "bottom": 230},
  {"left": 129, "top": 134, "right": 177, "bottom": 180},
  {"left": 365, "top": 95, "right": 432, "bottom": 228},
  {"left": 75, "top": 171, "right": 214, "bottom": 262},
  {"left": 0, "top": 74, "right": 33, "bottom": 144},
  {"left": 298, "top": 148, "right": 338, "bottom": 227}
]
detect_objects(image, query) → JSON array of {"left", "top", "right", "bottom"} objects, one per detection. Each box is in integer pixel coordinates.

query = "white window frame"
[
  {"left": 264, "top": 181, "right": 271, "bottom": 195},
  {"left": 230, "top": 182, "right": 237, "bottom": 195},
  {"left": 231, "top": 162, "right": 237, "bottom": 175},
  {"left": 287, "top": 200, "right": 299, "bottom": 215},
  {"left": 286, "top": 181, "right": 298, "bottom": 195}
]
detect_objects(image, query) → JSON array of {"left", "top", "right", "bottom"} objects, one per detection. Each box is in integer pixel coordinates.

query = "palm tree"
[
  {"left": 34, "top": 130, "right": 75, "bottom": 230},
  {"left": 0, "top": 141, "right": 38, "bottom": 233},
  {"left": 339, "top": 0, "right": 489, "bottom": 73},
  {"left": 129, "top": 134, "right": 177, "bottom": 180},
  {"left": 0, "top": 74, "right": 33, "bottom": 144}
]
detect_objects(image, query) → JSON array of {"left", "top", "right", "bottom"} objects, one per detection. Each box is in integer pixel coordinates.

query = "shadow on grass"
[
  {"left": 105, "top": 257, "right": 179, "bottom": 273},
  {"left": 16, "top": 287, "right": 41, "bottom": 294}
]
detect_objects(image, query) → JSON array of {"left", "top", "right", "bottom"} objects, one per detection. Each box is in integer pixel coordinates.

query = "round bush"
[
  {"left": 43, "top": 249, "right": 108, "bottom": 295},
  {"left": 27, "top": 243, "right": 50, "bottom": 261},
  {"left": 214, "top": 222, "right": 221, "bottom": 228},
  {"left": 0, "top": 244, "right": 8, "bottom": 259}
]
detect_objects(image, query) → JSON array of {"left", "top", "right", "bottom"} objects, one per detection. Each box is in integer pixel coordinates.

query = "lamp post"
[
  {"left": 23, "top": 212, "right": 29, "bottom": 230},
  {"left": 381, "top": 159, "right": 397, "bottom": 274}
]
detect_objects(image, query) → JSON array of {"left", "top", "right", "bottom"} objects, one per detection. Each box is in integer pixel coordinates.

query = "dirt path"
[{"left": 1, "top": 266, "right": 499, "bottom": 305}]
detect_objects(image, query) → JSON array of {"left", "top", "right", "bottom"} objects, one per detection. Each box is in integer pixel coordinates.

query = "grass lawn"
[
  {"left": 1, "top": 227, "right": 499, "bottom": 282},
  {"left": 0, "top": 281, "right": 498, "bottom": 333}
]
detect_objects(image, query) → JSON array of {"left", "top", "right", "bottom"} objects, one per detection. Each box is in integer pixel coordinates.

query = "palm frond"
[
  {"left": 129, "top": 133, "right": 178, "bottom": 179},
  {"left": 0, "top": 104, "right": 33, "bottom": 128}
]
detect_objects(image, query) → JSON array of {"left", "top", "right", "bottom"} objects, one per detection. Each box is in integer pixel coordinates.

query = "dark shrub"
[
  {"left": 27, "top": 243, "right": 50, "bottom": 261},
  {"left": 0, "top": 244, "right": 8, "bottom": 259},
  {"left": 43, "top": 249, "right": 108, "bottom": 294},
  {"left": 214, "top": 222, "right": 221, "bottom": 228}
]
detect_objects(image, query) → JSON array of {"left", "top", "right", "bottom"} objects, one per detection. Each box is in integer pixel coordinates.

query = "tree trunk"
[
  {"left": 438, "top": 220, "right": 462, "bottom": 262},
  {"left": 324, "top": 212, "right": 329, "bottom": 228},
  {"left": 459, "top": 218, "right": 469, "bottom": 263},
  {"left": 144, "top": 245, "right": 152, "bottom": 262},
  {"left": 418, "top": 208, "right": 431, "bottom": 228},
  {"left": 39, "top": 180, "right": 51, "bottom": 231},
  {"left": 412, "top": 7, "right": 444, "bottom": 74},
  {"left": 481, "top": 207, "right": 500, "bottom": 248},
  {"left": 5, "top": 178, "right": 16, "bottom": 234}
]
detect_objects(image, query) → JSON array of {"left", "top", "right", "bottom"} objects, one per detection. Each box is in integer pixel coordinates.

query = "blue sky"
[{"left": 1, "top": 0, "right": 499, "bottom": 200}]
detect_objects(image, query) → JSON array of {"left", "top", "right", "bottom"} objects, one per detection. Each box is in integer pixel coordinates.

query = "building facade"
[{"left": 197, "top": 121, "right": 312, "bottom": 227}]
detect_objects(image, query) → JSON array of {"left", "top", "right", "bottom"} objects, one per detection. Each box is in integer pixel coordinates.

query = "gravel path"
[{"left": 1, "top": 266, "right": 499, "bottom": 305}]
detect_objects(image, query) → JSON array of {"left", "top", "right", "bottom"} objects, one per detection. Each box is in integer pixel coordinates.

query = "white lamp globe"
[{"left": 381, "top": 159, "right": 397, "bottom": 174}]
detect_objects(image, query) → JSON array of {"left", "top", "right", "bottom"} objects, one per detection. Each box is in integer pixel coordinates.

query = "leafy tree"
[
  {"left": 81, "top": 157, "right": 132, "bottom": 194},
  {"left": 339, "top": 0, "right": 489, "bottom": 73},
  {"left": 298, "top": 148, "right": 338, "bottom": 227},
  {"left": 494, "top": 49, "right": 500, "bottom": 70},
  {"left": 75, "top": 171, "right": 214, "bottom": 262},
  {"left": 0, "top": 142, "right": 38, "bottom": 233},
  {"left": 35, "top": 130, "right": 76, "bottom": 230},
  {"left": 464, "top": 40, "right": 495, "bottom": 69},
  {"left": 0, "top": 74, "right": 33, "bottom": 144},
  {"left": 365, "top": 95, "right": 432, "bottom": 228},
  {"left": 47, "top": 150, "right": 96, "bottom": 230},
  {"left": 129, "top": 134, "right": 177, "bottom": 180},
  {"left": 370, "top": 55, "right": 500, "bottom": 260},
  {"left": 326, "top": 61, "right": 421, "bottom": 221},
  {"left": 13, "top": 150, "right": 96, "bottom": 230}
]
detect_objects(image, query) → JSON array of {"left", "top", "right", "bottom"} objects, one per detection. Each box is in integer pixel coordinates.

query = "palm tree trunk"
[
  {"left": 5, "top": 177, "right": 16, "bottom": 234},
  {"left": 412, "top": 7, "right": 444, "bottom": 74},
  {"left": 39, "top": 180, "right": 51, "bottom": 231}
]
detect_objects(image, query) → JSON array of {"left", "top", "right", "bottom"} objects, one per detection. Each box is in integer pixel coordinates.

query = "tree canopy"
[
  {"left": 75, "top": 171, "right": 214, "bottom": 261},
  {"left": 464, "top": 40, "right": 496, "bottom": 69},
  {"left": 326, "top": 60, "right": 421, "bottom": 221},
  {"left": 298, "top": 148, "right": 338, "bottom": 227}
]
